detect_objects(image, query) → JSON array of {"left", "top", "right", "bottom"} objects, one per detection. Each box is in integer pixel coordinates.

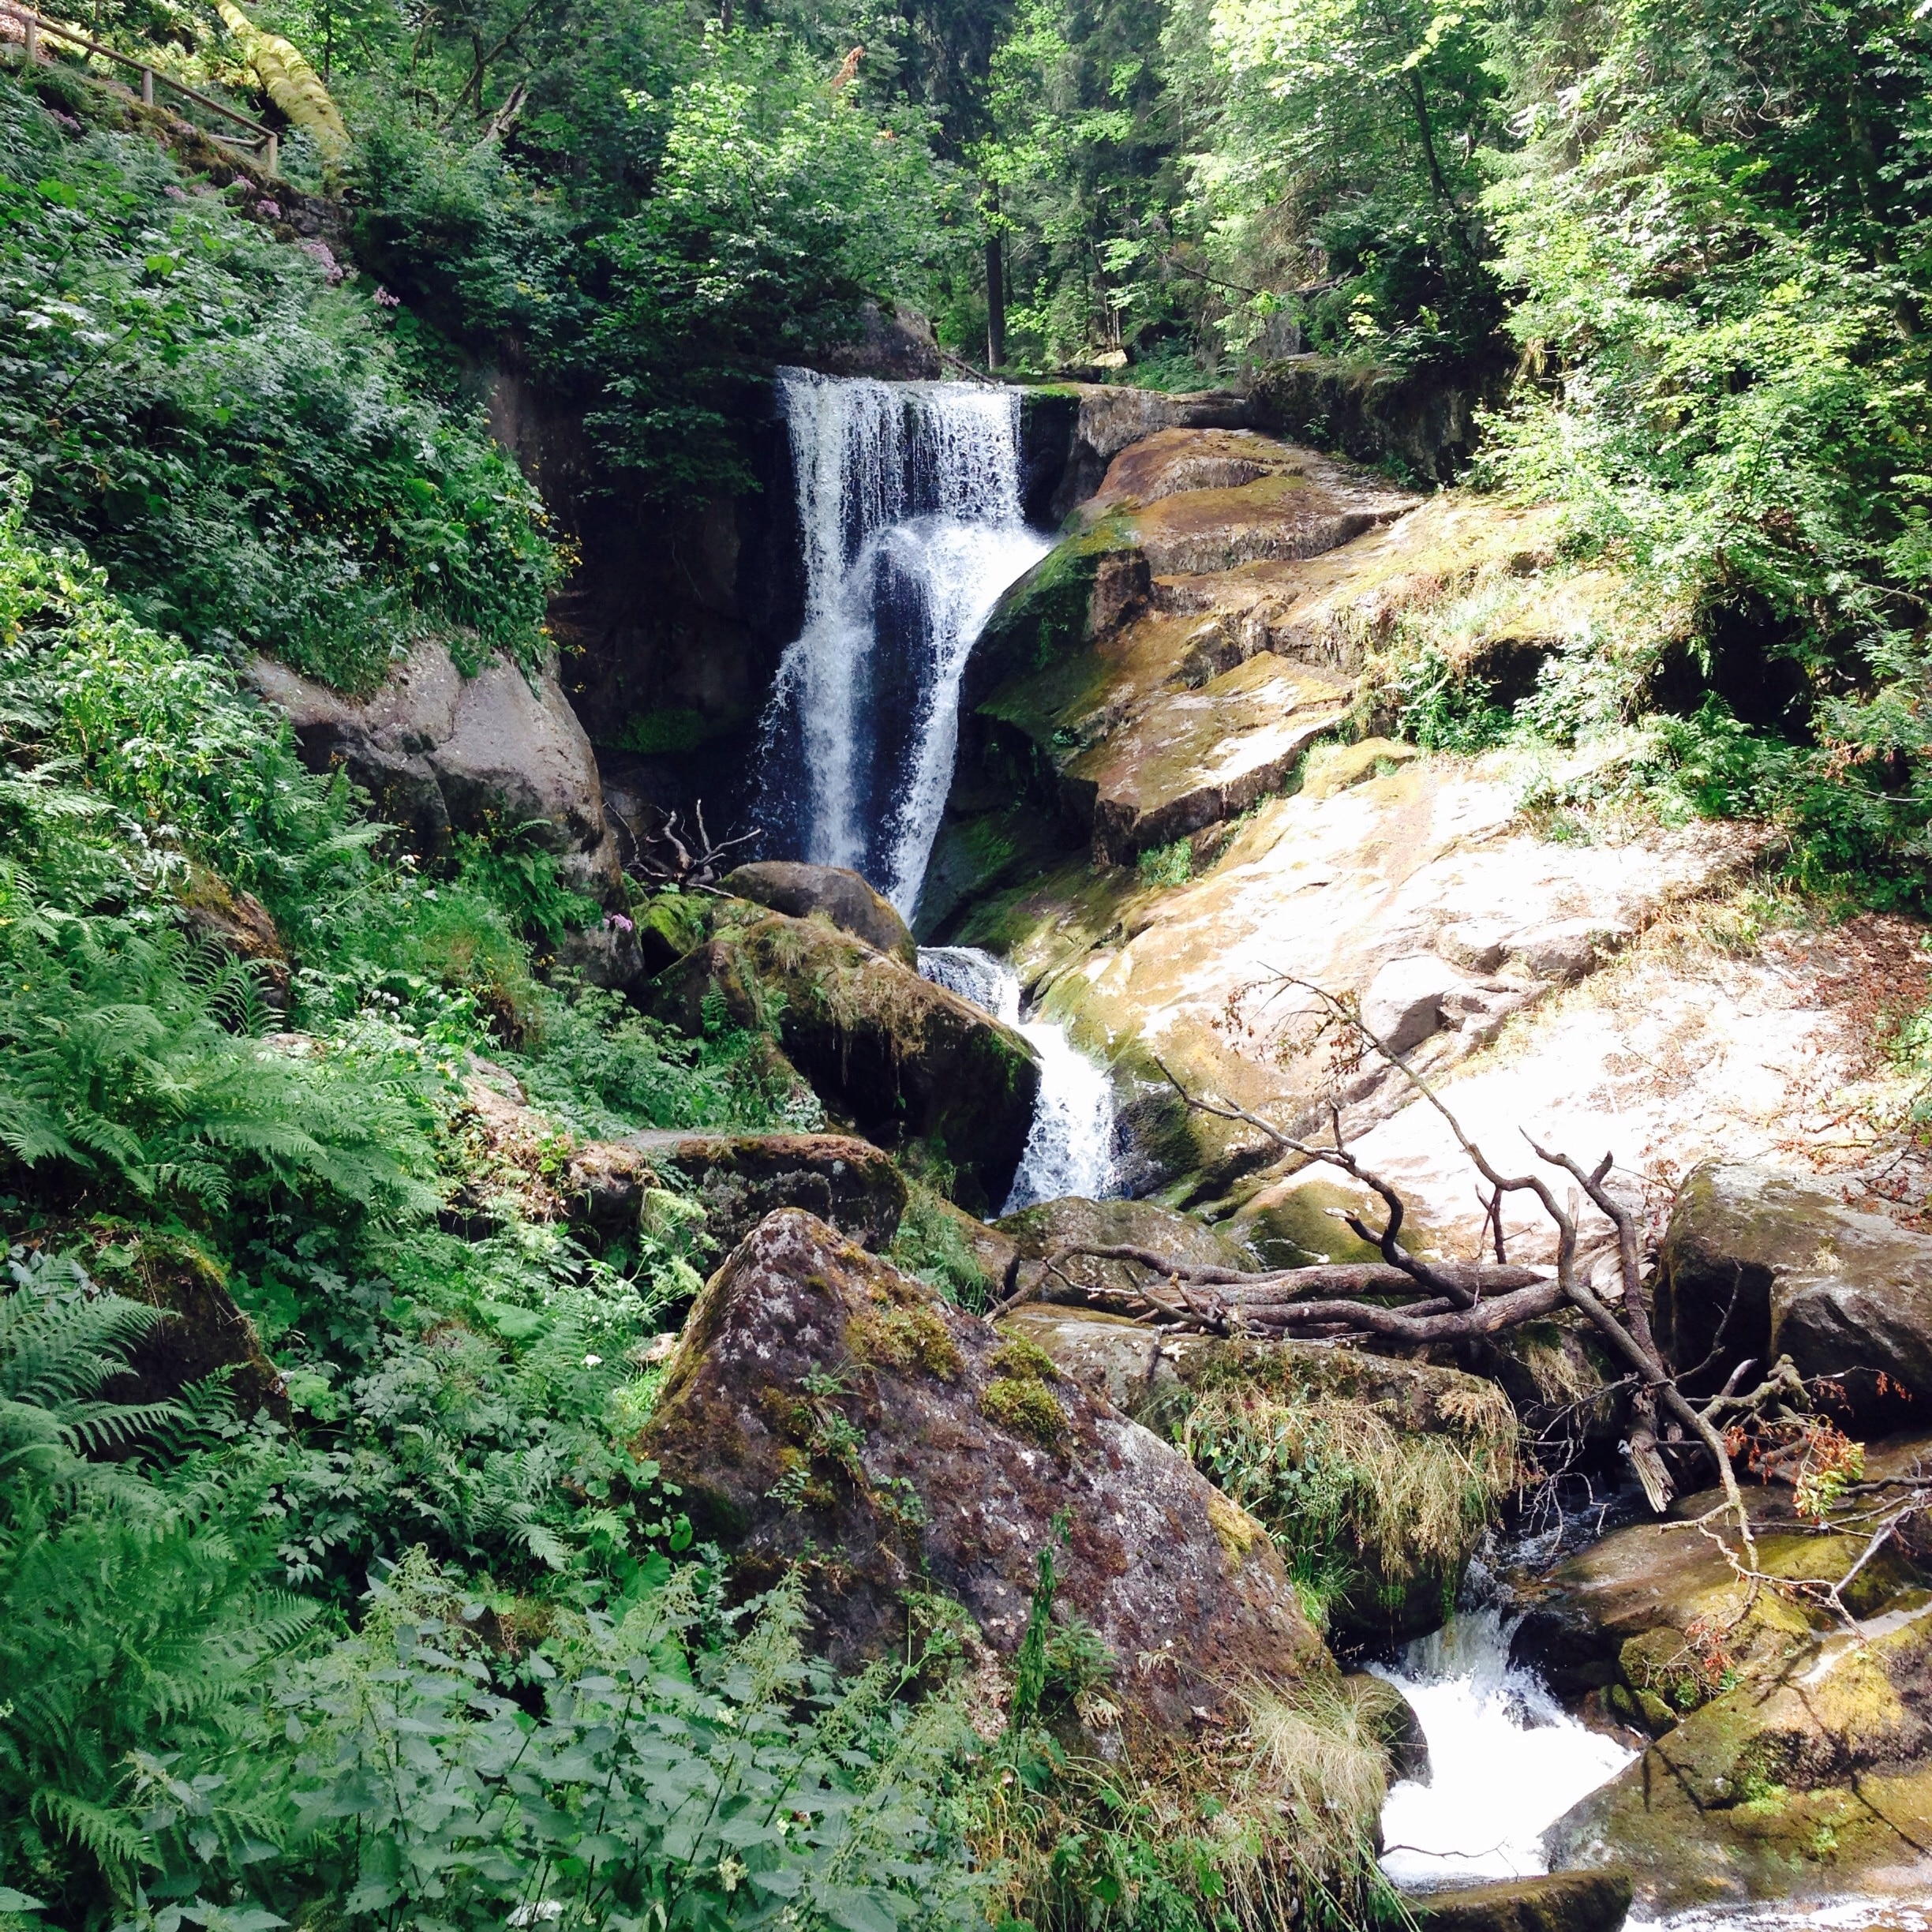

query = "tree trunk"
[{"left": 985, "top": 196, "right": 1006, "bottom": 371}]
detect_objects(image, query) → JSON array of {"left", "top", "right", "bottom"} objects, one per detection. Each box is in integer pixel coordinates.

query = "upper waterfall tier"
[{"left": 754, "top": 368, "right": 1050, "bottom": 919}]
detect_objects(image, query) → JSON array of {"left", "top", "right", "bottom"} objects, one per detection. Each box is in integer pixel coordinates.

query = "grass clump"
[{"left": 1181, "top": 1376, "right": 1517, "bottom": 1633}]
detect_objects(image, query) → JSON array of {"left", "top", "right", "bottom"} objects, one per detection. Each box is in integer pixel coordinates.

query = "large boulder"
[
  {"left": 720, "top": 861, "right": 917, "bottom": 966},
  {"left": 1010, "top": 1309, "right": 1517, "bottom": 1645},
  {"left": 249, "top": 641, "right": 623, "bottom": 898},
  {"left": 622, "top": 1130, "right": 908, "bottom": 1252},
  {"left": 1658, "top": 1163, "right": 1932, "bottom": 1427},
  {"left": 646, "top": 911, "right": 1040, "bottom": 1211},
  {"left": 640, "top": 1209, "right": 1333, "bottom": 1735}
]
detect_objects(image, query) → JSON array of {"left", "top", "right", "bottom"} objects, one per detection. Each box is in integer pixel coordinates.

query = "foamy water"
[{"left": 1373, "top": 1604, "right": 1634, "bottom": 1887}]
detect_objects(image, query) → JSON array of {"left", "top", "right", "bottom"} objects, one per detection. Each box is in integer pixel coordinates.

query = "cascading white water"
[
  {"left": 919, "top": 946, "right": 1119, "bottom": 1212},
  {"left": 758, "top": 368, "right": 1050, "bottom": 918},
  {"left": 1372, "top": 1601, "right": 1634, "bottom": 1889}
]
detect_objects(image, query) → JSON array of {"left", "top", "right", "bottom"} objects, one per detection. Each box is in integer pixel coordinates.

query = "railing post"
[
  {"left": 263, "top": 131, "right": 277, "bottom": 175},
  {"left": 23, "top": 16, "right": 36, "bottom": 62},
  {"left": 140, "top": 65, "right": 154, "bottom": 106}
]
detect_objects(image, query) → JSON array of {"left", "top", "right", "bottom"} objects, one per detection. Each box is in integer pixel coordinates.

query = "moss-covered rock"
[
  {"left": 640, "top": 1209, "right": 1334, "bottom": 1737},
  {"left": 644, "top": 909, "right": 1040, "bottom": 1210},
  {"left": 719, "top": 861, "right": 917, "bottom": 966},
  {"left": 1405, "top": 1872, "right": 1633, "bottom": 1932},
  {"left": 995, "top": 1193, "right": 1260, "bottom": 1301},
  {"left": 620, "top": 1130, "right": 908, "bottom": 1252}
]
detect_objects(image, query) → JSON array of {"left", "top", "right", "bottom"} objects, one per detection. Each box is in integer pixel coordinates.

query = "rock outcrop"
[
  {"left": 620, "top": 1130, "right": 908, "bottom": 1252},
  {"left": 720, "top": 861, "right": 918, "bottom": 966},
  {"left": 249, "top": 641, "right": 623, "bottom": 897},
  {"left": 1658, "top": 1163, "right": 1932, "bottom": 1428},
  {"left": 640, "top": 1209, "right": 1333, "bottom": 1735},
  {"left": 646, "top": 907, "right": 1040, "bottom": 1210}
]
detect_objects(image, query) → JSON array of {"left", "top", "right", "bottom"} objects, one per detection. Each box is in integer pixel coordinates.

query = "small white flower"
[{"left": 582, "top": 1353, "right": 603, "bottom": 1368}]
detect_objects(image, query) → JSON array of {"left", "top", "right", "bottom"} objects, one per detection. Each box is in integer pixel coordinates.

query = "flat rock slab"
[
  {"left": 1405, "top": 1872, "right": 1632, "bottom": 1932},
  {"left": 1273, "top": 908, "right": 1932, "bottom": 1263},
  {"left": 642, "top": 1209, "right": 1331, "bottom": 1735},
  {"left": 971, "top": 756, "right": 1758, "bottom": 1198}
]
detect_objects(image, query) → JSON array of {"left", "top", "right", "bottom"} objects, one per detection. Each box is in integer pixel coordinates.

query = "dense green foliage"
[{"left": 0, "top": 75, "right": 555, "bottom": 693}]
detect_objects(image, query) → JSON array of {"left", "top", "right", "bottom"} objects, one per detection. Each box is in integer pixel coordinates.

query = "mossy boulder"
[
  {"left": 644, "top": 909, "right": 1040, "bottom": 1210},
  {"left": 621, "top": 1130, "right": 908, "bottom": 1252},
  {"left": 1405, "top": 1872, "right": 1633, "bottom": 1932},
  {"left": 719, "top": 861, "right": 917, "bottom": 967},
  {"left": 639, "top": 1209, "right": 1333, "bottom": 1737},
  {"left": 1010, "top": 1310, "right": 1518, "bottom": 1646},
  {"left": 995, "top": 1193, "right": 1260, "bottom": 1302},
  {"left": 1658, "top": 1162, "right": 1932, "bottom": 1428}
]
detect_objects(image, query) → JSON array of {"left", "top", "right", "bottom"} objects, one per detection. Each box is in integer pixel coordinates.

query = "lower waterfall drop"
[
  {"left": 1372, "top": 1597, "right": 1633, "bottom": 1889},
  {"left": 919, "top": 946, "right": 1118, "bottom": 1212}
]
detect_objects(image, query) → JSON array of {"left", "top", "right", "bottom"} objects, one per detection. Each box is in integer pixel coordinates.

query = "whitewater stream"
[
  {"left": 756, "top": 368, "right": 1116, "bottom": 1187},
  {"left": 917, "top": 945, "right": 1119, "bottom": 1213},
  {"left": 1373, "top": 1589, "right": 1932, "bottom": 1927}
]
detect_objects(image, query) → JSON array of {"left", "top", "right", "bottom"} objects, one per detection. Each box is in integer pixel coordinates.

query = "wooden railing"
[{"left": 1, "top": 2, "right": 278, "bottom": 172}]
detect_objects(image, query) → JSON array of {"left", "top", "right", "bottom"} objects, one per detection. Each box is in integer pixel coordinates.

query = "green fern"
[{"left": 0, "top": 1261, "right": 321, "bottom": 1919}]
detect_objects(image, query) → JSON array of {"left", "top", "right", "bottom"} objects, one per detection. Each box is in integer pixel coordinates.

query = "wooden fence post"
[
  {"left": 264, "top": 131, "right": 278, "bottom": 174},
  {"left": 23, "top": 15, "right": 37, "bottom": 62},
  {"left": 140, "top": 65, "right": 154, "bottom": 106}
]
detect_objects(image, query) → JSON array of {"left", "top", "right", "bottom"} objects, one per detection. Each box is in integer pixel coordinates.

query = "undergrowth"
[{"left": 1181, "top": 1376, "right": 1517, "bottom": 1634}]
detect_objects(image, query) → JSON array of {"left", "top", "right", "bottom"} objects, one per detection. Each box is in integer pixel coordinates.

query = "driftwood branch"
[{"left": 1004, "top": 972, "right": 1870, "bottom": 1580}]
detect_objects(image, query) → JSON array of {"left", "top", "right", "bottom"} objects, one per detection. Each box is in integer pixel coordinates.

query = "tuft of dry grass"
[{"left": 1182, "top": 1380, "right": 1517, "bottom": 1629}]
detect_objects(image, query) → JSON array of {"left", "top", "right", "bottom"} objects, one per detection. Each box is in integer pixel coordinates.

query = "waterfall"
[
  {"left": 919, "top": 946, "right": 1119, "bottom": 1213},
  {"left": 756, "top": 368, "right": 1050, "bottom": 919},
  {"left": 1372, "top": 1597, "right": 1633, "bottom": 1889}
]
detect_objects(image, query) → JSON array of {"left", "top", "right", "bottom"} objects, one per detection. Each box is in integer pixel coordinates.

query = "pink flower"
[
  {"left": 373, "top": 286, "right": 402, "bottom": 309},
  {"left": 255, "top": 197, "right": 282, "bottom": 219},
  {"left": 300, "top": 238, "right": 345, "bottom": 283},
  {"left": 163, "top": 184, "right": 189, "bottom": 201},
  {"left": 605, "top": 913, "right": 635, "bottom": 933}
]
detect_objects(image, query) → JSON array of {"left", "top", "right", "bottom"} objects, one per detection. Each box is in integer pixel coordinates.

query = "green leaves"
[
  {"left": 0, "top": 74, "right": 556, "bottom": 696},
  {"left": 269, "top": 1564, "right": 983, "bottom": 1932}
]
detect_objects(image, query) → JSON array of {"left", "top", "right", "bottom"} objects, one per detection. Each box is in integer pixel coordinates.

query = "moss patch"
[{"left": 981, "top": 1376, "right": 1068, "bottom": 1447}]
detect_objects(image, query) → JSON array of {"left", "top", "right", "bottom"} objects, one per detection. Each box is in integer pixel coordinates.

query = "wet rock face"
[
  {"left": 1659, "top": 1162, "right": 1932, "bottom": 1426},
  {"left": 640, "top": 1209, "right": 1332, "bottom": 1735},
  {"left": 719, "top": 861, "right": 917, "bottom": 967},
  {"left": 106, "top": 1237, "right": 284, "bottom": 1419},
  {"left": 645, "top": 910, "right": 1040, "bottom": 1211},
  {"left": 249, "top": 642, "right": 623, "bottom": 899}
]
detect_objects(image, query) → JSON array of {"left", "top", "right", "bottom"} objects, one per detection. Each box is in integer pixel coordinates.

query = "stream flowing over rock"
[{"left": 638, "top": 1208, "right": 1333, "bottom": 1735}]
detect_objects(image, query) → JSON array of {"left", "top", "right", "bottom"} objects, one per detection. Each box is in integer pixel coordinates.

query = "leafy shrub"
[{"left": 264, "top": 1561, "right": 984, "bottom": 1932}]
